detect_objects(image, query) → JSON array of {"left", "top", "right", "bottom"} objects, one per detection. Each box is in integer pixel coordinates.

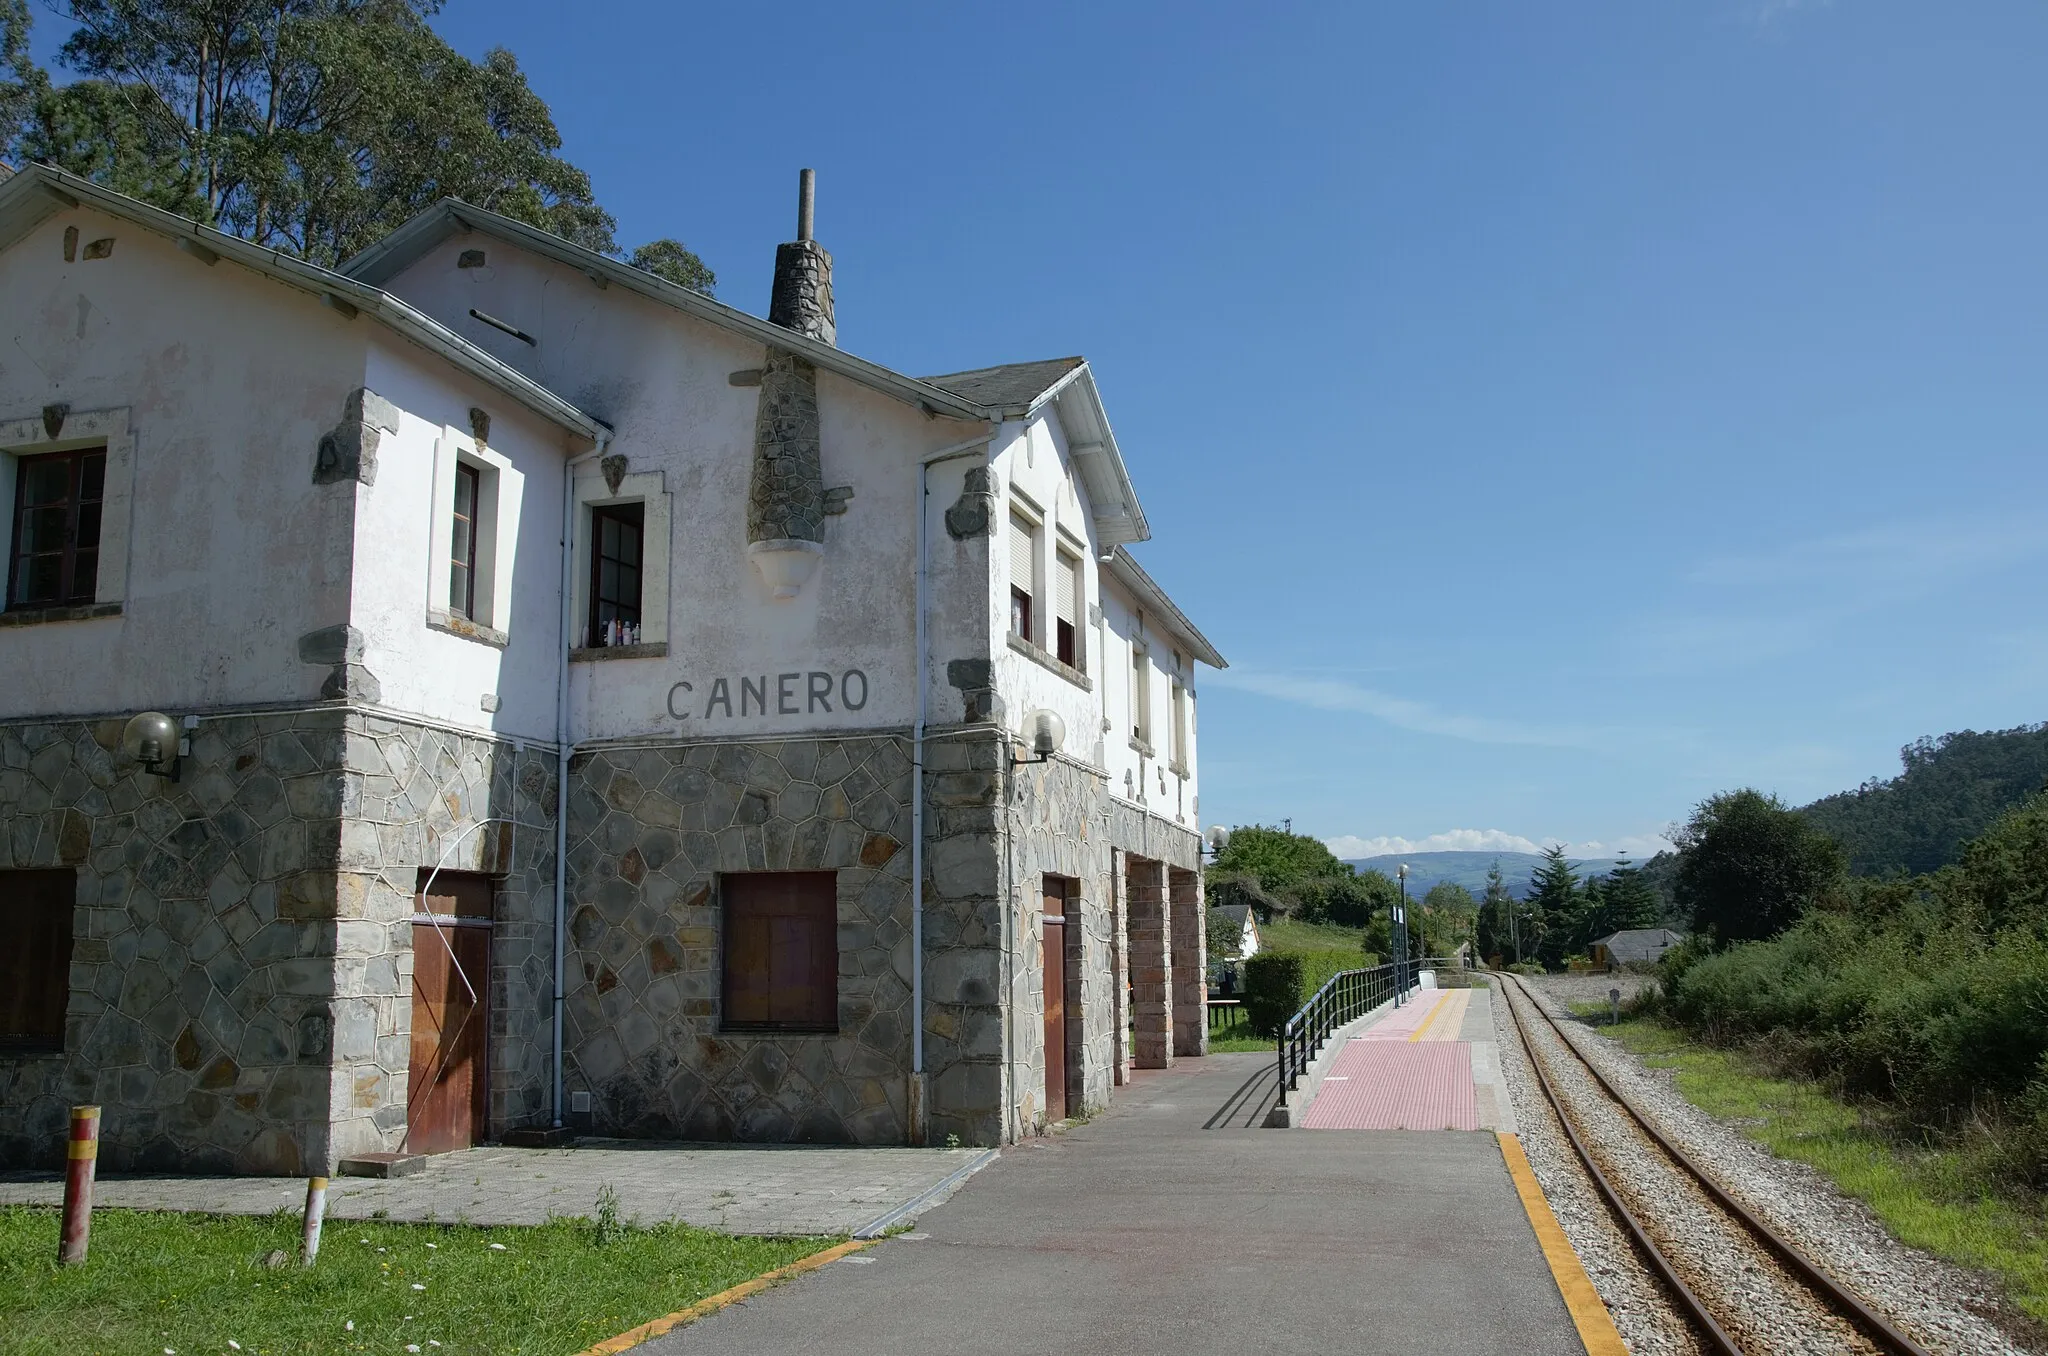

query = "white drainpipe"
[
  {"left": 913, "top": 431, "right": 994, "bottom": 1144},
  {"left": 554, "top": 429, "right": 610, "bottom": 1129}
]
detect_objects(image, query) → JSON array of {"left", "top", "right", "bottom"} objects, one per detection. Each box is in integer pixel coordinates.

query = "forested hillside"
[{"left": 1800, "top": 724, "right": 2048, "bottom": 875}]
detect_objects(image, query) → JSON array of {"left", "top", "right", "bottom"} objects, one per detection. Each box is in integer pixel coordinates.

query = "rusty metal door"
[
  {"left": 407, "top": 872, "right": 491, "bottom": 1155},
  {"left": 1043, "top": 882, "right": 1067, "bottom": 1124}
]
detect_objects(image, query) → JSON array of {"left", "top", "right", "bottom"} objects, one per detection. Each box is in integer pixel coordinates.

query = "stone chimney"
[
  {"left": 768, "top": 168, "right": 835, "bottom": 346},
  {"left": 746, "top": 170, "right": 830, "bottom": 597}
]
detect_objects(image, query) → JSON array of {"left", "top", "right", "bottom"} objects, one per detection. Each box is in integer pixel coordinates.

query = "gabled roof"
[
  {"left": 1105, "top": 547, "right": 1227, "bottom": 670},
  {"left": 0, "top": 167, "right": 605, "bottom": 441},
  {"left": 921, "top": 357, "right": 1084, "bottom": 409},
  {"left": 1214, "top": 903, "right": 1258, "bottom": 926},
  {"left": 341, "top": 200, "right": 1162, "bottom": 548},
  {"left": 340, "top": 199, "right": 991, "bottom": 423}
]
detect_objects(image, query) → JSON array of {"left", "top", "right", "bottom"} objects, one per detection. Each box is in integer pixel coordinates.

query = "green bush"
[
  {"left": 1241, "top": 952, "right": 1306, "bottom": 1038},
  {"left": 1661, "top": 791, "right": 2048, "bottom": 1190}
]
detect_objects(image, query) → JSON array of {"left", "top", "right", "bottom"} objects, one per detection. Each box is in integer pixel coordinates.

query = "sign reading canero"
[{"left": 666, "top": 670, "right": 869, "bottom": 721}]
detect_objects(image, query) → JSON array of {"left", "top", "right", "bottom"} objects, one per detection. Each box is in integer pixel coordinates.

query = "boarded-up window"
[
  {"left": 722, "top": 872, "right": 838, "bottom": 1030},
  {"left": 1055, "top": 550, "right": 1081, "bottom": 668},
  {"left": 0, "top": 870, "right": 75, "bottom": 1051}
]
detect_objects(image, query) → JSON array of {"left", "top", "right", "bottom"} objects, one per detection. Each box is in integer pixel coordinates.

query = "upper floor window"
[
  {"left": 8, "top": 448, "right": 104, "bottom": 611},
  {"left": 1131, "top": 641, "right": 1152, "bottom": 746},
  {"left": 1054, "top": 550, "right": 1081, "bottom": 669},
  {"left": 722, "top": 871, "right": 838, "bottom": 1031},
  {"left": 1171, "top": 680, "right": 1189, "bottom": 768},
  {"left": 449, "top": 461, "right": 480, "bottom": 619},
  {"left": 1009, "top": 511, "right": 1038, "bottom": 644},
  {"left": 589, "top": 502, "right": 644, "bottom": 647},
  {"left": 1, "top": 869, "right": 76, "bottom": 1052}
]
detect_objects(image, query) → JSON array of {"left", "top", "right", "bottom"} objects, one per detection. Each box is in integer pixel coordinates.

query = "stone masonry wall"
[
  {"left": 1003, "top": 752, "right": 1118, "bottom": 1137},
  {"left": 329, "top": 714, "right": 557, "bottom": 1160},
  {"left": 560, "top": 735, "right": 917, "bottom": 1144},
  {"left": 0, "top": 712, "right": 346, "bottom": 1173},
  {"left": 0, "top": 709, "right": 557, "bottom": 1174}
]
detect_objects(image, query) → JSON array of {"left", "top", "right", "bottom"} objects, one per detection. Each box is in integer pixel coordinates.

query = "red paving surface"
[
  {"left": 1300, "top": 992, "right": 1481, "bottom": 1130},
  {"left": 1301, "top": 1041, "right": 1479, "bottom": 1130}
]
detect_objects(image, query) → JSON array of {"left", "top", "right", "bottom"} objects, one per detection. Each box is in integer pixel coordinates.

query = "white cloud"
[
  {"left": 1324, "top": 829, "right": 1674, "bottom": 860},
  {"left": 1206, "top": 670, "right": 1599, "bottom": 749}
]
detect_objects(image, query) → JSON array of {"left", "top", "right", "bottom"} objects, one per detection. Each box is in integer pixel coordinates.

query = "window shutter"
[
  {"left": 1055, "top": 553, "right": 1078, "bottom": 628},
  {"left": 1009, "top": 515, "right": 1035, "bottom": 595}
]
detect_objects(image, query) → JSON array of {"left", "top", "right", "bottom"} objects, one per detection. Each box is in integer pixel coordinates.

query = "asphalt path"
[{"left": 647, "top": 1051, "right": 1585, "bottom": 1356}]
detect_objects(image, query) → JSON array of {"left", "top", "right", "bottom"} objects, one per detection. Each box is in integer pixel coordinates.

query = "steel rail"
[{"left": 1500, "top": 974, "right": 1933, "bottom": 1356}]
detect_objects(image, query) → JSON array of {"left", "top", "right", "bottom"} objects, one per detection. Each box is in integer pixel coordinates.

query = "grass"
[
  {"left": 1205, "top": 1008, "right": 1273, "bottom": 1053},
  {"left": 1573, "top": 1011, "right": 2048, "bottom": 1327},
  {"left": 0, "top": 1206, "right": 836, "bottom": 1356},
  {"left": 1259, "top": 918, "right": 1370, "bottom": 952}
]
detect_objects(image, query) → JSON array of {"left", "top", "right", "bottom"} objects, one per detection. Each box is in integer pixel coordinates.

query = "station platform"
[
  {"left": 644, "top": 1029, "right": 1610, "bottom": 1356},
  {"left": 1300, "top": 985, "right": 1515, "bottom": 1132}
]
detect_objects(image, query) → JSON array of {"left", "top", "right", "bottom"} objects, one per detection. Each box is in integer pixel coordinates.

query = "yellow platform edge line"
[
  {"left": 575, "top": 1236, "right": 879, "bottom": 1355},
  {"left": 1407, "top": 990, "right": 1456, "bottom": 1042},
  {"left": 1496, "top": 1132, "right": 1628, "bottom": 1356}
]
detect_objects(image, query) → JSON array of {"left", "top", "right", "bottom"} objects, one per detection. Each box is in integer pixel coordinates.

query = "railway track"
[{"left": 1497, "top": 973, "right": 1936, "bottom": 1356}]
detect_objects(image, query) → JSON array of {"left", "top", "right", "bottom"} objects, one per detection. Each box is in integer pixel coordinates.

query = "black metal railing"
[{"left": 1272, "top": 955, "right": 1475, "bottom": 1107}]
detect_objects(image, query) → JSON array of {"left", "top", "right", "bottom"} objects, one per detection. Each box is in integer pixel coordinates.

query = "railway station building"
[{"left": 0, "top": 165, "right": 1225, "bottom": 1174}]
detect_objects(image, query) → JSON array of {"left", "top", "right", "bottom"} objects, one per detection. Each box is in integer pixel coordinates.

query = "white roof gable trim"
[
  {"left": 1039, "top": 364, "right": 1148, "bottom": 548},
  {"left": 1105, "top": 547, "right": 1227, "bottom": 670},
  {"left": 0, "top": 166, "right": 605, "bottom": 442}
]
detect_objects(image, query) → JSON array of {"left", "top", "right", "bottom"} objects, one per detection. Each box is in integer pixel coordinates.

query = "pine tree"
[
  {"left": 1523, "top": 845, "right": 1581, "bottom": 968},
  {"left": 1477, "top": 859, "right": 1516, "bottom": 963}
]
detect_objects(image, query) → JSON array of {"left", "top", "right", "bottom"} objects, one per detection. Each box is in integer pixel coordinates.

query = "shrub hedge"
[
  {"left": 1659, "top": 791, "right": 2048, "bottom": 1190},
  {"left": 1241, "top": 952, "right": 1305, "bottom": 1038}
]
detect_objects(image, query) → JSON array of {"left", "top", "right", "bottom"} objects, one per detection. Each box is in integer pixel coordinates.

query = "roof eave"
[
  {"left": 1106, "top": 546, "right": 1227, "bottom": 670},
  {"left": 341, "top": 200, "right": 991, "bottom": 425},
  {"left": 1038, "top": 365, "right": 1151, "bottom": 549},
  {"left": 0, "top": 168, "right": 604, "bottom": 442}
]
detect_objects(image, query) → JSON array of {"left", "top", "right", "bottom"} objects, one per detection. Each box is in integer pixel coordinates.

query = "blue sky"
[{"left": 39, "top": 0, "right": 2048, "bottom": 858}]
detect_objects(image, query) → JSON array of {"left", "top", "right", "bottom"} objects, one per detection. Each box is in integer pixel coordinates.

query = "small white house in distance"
[
  {"left": 1211, "top": 903, "right": 1260, "bottom": 961},
  {"left": 0, "top": 165, "right": 1226, "bottom": 1176}
]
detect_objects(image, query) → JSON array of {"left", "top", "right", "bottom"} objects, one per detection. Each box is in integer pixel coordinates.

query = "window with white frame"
[
  {"left": 0, "top": 408, "right": 134, "bottom": 619},
  {"left": 1130, "top": 641, "right": 1151, "bottom": 747},
  {"left": 1054, "top": 548, "right": 1082, "bottom": 669},
  {"left": 427, "top": 430, "right": 520, "bottom": 642},
  {"left": 1009, "top": 511, "right": 1040, "bottom": 645},
  {"left": 1171, "top": 680, "right": 1189, "bottom": 769},
  {"left": 571, "top": 466, "right": 671, "bottom": 655}
]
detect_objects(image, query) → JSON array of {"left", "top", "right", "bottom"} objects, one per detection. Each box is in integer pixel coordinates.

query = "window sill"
[
  {"left": 719, "top": 1024, "right": 841, "bottom": 1036},
  {"left": 0, "top": 1041, "right": 64, "bottom": 1057},
  {"left": 0, "top": 601, "right": 122, "bottom": 628},
  {"left": 426, "top": 608, "right": 509, "bottom": 649},
  {"left": 1128, "top": 736, "right": 1156, "bottom": 758},
  {"left": 1170, "top": 761, "right": 1190, "bottom": 780},
  {"left": 570, "top": 642, "right": 669, "bottom": 663},
  {"left": 1007, "top": 632, "right": 1092, "bottom": 691}
]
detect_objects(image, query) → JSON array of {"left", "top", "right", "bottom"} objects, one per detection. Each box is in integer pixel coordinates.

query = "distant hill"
[
  {"left": 1800, "top": 724, "right": 2048, "bottom": 875},
  {"left": 1343, "top": 851, "right": 1631, "bottom": 900}
]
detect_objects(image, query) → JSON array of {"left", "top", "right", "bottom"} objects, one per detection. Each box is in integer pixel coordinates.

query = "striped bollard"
[
  {"left": 58, "top": 1105, "right": 100, "bottom": 1266},
  {"left": 301, "top": 1176, "right": 329, "bottom": 1265}
]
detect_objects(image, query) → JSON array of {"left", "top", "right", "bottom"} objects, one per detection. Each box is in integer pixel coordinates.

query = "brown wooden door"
[
  {"left": 1043, "top": 882, "right": 1067, "bottom": 1124},
  {"left": 407, "top": 873, "right": 491, "bottom": 1155}
]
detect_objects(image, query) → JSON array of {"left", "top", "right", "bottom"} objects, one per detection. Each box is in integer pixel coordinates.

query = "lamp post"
[{"left": 1395, "top": 864, "right": 1411, "bottom": 1004}]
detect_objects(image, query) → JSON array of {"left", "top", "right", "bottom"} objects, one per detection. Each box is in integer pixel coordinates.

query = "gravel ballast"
[{"left": 1512, "top": 974, "right": 2043, "bottom": 1356}]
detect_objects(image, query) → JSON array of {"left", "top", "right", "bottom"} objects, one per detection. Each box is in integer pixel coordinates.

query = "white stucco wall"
[
  {"left": 370, "top": 236, "right": 991, "bottom": 745},
  {"left": 351, "top": 341, "right": 580, "bottom": 739},
  {"left": 1100, "top": 575, "right": 1202, "bottom": 831},
  {"left": 0, "top": 207, "right": 368, "bottom": 718}
]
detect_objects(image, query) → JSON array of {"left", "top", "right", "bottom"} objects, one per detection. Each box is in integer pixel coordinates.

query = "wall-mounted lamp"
[
  {"left": 1204, "top": 825, "right": 1231, "bottom": 859},
  {"left": 122, "top": 711, "right": 184, "bottom": 781},
  {"left": 1011, "top": 709, "right": 1066, "bottom": 765}
]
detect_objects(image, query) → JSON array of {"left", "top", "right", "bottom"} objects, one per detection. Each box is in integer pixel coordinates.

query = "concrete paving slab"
[
  {"left": 0, "top": 1142, "right": 990, "bottom": 1237},
  {"left": 646, "top": 1053, "right": 1587, "bottom": 1356}
]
